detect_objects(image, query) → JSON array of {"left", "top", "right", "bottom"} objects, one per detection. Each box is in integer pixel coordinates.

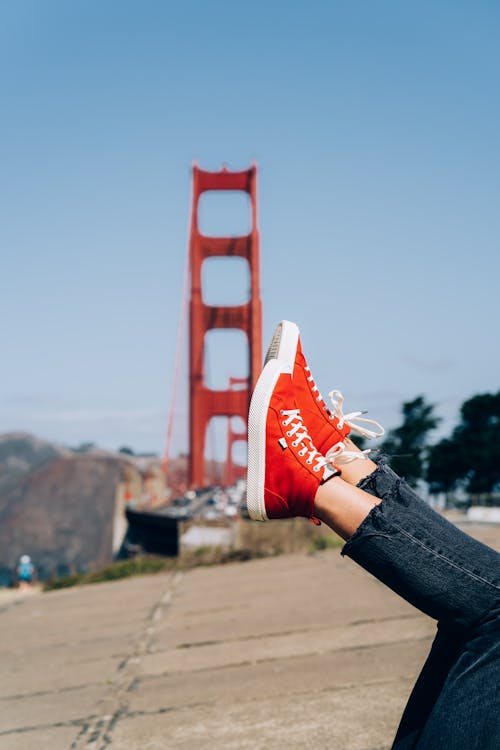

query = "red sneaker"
[
  {"left": 265, "top": 320, "right": 384, "bottom": 459},
  {"left": 246, "top": 359, "right": 340, "bottom": 522}
]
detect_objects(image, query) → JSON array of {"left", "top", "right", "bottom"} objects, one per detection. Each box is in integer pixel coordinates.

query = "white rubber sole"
[
  {"left": 246, "top": 359, "right": 287, "bottom": 521},
  {"left": 264, "top": 320, "right": 299, "bottom": 369}
]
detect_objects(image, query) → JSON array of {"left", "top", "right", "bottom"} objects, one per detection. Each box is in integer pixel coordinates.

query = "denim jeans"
[{"left": 341, "top": 462, "right": 500, "bottom": 750}]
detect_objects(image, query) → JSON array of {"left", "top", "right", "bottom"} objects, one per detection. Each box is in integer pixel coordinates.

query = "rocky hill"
[
  {"left": 0, "top": 433, "right": 133, "bottom": 584},
  {"left": 0, "top": 432, "right": 69, "bottom": 499},
  {"left": 0, "top": 433, "right": 231, "bottom": 584}
]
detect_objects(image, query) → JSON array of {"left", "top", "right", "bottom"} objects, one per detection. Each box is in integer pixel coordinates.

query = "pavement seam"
[
  {"left": 134, "top": 634, "right": 433, "bottom": 679},
  {"left": 173, "top": 613, "right": 423, "bottom": 650},
  {"left": 0, "top": 681, "right": 106, "bottom": 702},
  {"left": 0, "top": 715, "right": 98, "bottom": 737},
  {"left": 87, "top": 675, "right": 414, "bottom": 726}
]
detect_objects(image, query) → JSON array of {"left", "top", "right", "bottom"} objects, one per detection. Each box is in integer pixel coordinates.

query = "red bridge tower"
[{"left": 189, "top": 165, "right": 262, "bottom": 487}]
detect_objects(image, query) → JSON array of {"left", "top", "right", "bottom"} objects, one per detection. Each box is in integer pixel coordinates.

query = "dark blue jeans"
[{"left": 342, "top": 462, "right": 500, "bottom": 750}]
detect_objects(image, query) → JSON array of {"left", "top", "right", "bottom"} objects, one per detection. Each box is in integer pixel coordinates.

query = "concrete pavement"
[{"left": 1, "top": 522, "right": 498, "bottom": 750}]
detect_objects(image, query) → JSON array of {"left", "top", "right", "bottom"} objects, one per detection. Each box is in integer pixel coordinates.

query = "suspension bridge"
[
  {"left": 121, "top": 164, "right": 263, "bottom": 556},
  {"left": 162, "top": 163, "right": 263, "bottom": 490}
]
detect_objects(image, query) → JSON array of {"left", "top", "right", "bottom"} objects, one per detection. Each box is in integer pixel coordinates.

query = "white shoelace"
[
  {"left": 281, "top": 409, "right": 333, "bottom": 474},
  {"left": 305, "top": 369, "right": 384, "bottom": 439},
  {"left": 326, "top": 441, "right": 371, "bottom": 464},
  {"left": 326, "top": 390, "right": 385, "bottom": 464},
  {"left": 328, "top": 390, "right": 385, "bottom": 439}
]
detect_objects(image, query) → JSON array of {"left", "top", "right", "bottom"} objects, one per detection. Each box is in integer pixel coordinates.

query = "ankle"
[
  {"left": 333, "top": 438, "right": 379, "bottom": 486},
  {"left": 313, "top": 476, "right": 380, "bottom": 540}
]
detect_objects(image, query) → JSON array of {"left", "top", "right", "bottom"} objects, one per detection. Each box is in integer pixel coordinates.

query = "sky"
[{"left": 1, "top": 0, "right": 499, "bottom": 462}]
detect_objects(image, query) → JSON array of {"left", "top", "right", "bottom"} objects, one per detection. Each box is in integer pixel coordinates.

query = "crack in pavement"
[{"left": 68, "top": 571, "right": 183, "bottom": 750}]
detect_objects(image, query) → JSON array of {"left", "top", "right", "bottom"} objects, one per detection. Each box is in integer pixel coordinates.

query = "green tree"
[
  {"left": 426, "top": 438, "right": 458, "bottom": 495},
  {"left": 118, "top": 446, "right": 135, "bottom": 456},
  {"left": 381, "top": 396, "right": 440, "bottom": 487},
  {"left": 427, "top": 392, "right": 500, "bottom": 496},
  {"left": 71, "top": 442, "right": 96, "bottom": 454}
]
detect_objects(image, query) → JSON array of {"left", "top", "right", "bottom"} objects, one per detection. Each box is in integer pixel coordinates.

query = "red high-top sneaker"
[
  {"left": 246, "top": 359, "right": 340, "bottom": 522},
  {"left": 264, "top": 320, "right": 384, "bottom": 460}
]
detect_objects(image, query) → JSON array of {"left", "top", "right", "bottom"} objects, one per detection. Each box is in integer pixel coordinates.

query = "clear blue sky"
[{"left": 1, "top": 1, "right": 499, "bottom": 459}]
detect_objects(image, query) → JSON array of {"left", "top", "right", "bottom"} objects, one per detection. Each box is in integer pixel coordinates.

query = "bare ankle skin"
[
  {"left": 314, "top": 476, "right": 381, "bottom": 540},
  {"left": 334, "top": 438, "right": 379, "bottom": 486}
]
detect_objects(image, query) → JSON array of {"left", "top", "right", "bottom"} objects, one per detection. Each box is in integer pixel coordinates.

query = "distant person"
[
  {"left": 17, "top": 554, "right": 35, "bottom": 590},
  {"left": 247, "top": 320, "right": 500, "bottom": 750}
]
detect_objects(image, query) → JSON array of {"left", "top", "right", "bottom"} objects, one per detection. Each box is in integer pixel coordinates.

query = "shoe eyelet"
[
  {"left": 306, "top": 459, "right": 312, "bottom": 465},
  {"left": 292, "top": 440, "right": 300, "bottom": 447},
  {"left": 313, "top": 466, "right": 320, "bottom": 472},
  {"left": 286, "top": 431, "right": 292, "bottom": 437},
  {"left": 280, "top": 410, "right": 284, "bottom": 415},
  {"left": 282, "top": 421, "right": 287, "bottom": 426}
]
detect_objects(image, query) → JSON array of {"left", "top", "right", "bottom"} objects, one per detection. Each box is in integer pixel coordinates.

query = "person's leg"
[
  {"left": 315, "top": 461, "right": 500, "bottom": 750},
  {"left": 332, "top": 450, "right": 462, "bottom": 748},
  {"left": 314, "top": 465, "right": 500, "bottom": 627},
  {"left": 263, "top": 317, "right": 500, "bottom": 748},
  {"left": 247, "top": 348, "right": 500, "bottom": 749},
  {"left": 410, "top": 611, "right": 500, "bottom": 750},
  {"left": 388, "top": 622, "right": 467, "bottom": 750},
  {"left": 313, "top": 476, "right": 380, "bottom": 539},
  {"left": 355, "top": 460, "right": 500, "bottom": 749}
]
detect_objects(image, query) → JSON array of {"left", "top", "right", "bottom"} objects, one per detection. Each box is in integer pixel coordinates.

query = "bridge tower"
[
  {"left": 188, "top": 164, "right": 262, "bottom": 487},
  {"left": 224, "top": 377, "right": 249, "bottom": 487}
]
